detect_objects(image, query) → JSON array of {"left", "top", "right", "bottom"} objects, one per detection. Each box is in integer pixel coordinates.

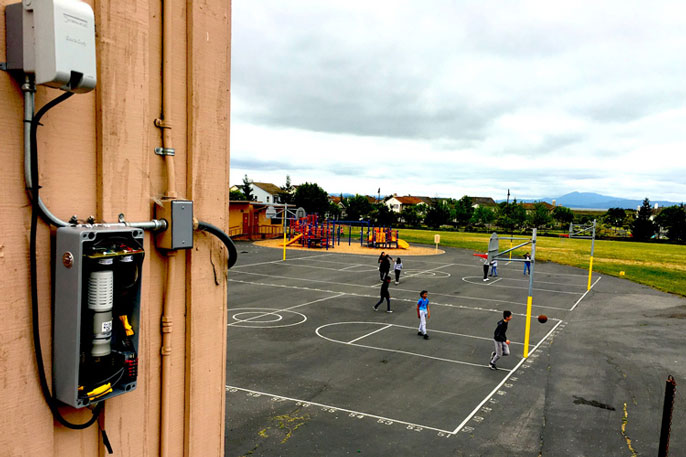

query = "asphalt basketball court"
[{"left": 226, "top": 243, "right": 686, "bottom": 456}]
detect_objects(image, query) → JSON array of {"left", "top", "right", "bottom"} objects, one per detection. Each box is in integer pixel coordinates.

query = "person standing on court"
[
  {"left": 373, "top": 273, "right": 393, "bottom": 313},
  {"left": 489, "top": 310, "right": 512, "bottom": 370},
  {"left": 482, "top": 257, "right": 490, "bottom": 282},
  {"left": 378, "top": 251, "right": 393, "bottom": 281},
  {"left": 393, "top": 257, "right": 403, "bottom": 285},
  {"left": 417, "top": 290, "right": 430, "bottom": 340},
  {"left": 523, "top": 253, "right": 531, "bottom": 275},
  {"left": 489, "top": 258, "right": 498, "bottom": 277}
]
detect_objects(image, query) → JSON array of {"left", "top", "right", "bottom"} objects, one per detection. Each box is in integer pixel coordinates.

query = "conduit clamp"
[{"left": 154, "top": 147, "right": 175, "bottom": 156}]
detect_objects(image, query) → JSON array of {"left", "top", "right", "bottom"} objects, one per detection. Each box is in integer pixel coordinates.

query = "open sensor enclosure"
[{"left": 54, "top": 226, "right": 144, "bottom": 408}]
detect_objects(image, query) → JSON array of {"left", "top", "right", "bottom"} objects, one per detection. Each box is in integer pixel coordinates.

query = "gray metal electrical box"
[
  {"left": 155, "top": 199, "right": 194, "bottom": 250},
  {"left": 54, "top": 226, "right": 144, "bottom": 408}
]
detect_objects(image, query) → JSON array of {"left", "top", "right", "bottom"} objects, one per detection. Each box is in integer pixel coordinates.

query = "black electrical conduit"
[
  {"left": 28, "top": 87, "right": 238, "bottom": 437},
  {"left": 29, "top": 90, "right": 104, "bottom": 429},
  {"left": 196, "top": 220, "right": 238, "bottom": 270}
]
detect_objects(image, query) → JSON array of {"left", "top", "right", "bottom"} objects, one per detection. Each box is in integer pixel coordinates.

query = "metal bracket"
[
  {"left": 0, "top": 62, "right": 7, "bottom": 71},
  {"left": 154, "top": 147, "right": 175, "bottom": 156},
  {"left": 154, "top": 118, "right": 172, "bottom": 129}
]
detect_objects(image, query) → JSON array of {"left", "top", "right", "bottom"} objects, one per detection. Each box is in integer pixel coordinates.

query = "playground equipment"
[
  {"left": 367, "top": 226, "right": 399, "bottom": 249},
  {"left": 288, "top": 214, "right": 341, "bottom": 249},
  {"left": 286, "top": 216, "right": 409, "bottom": 250}
]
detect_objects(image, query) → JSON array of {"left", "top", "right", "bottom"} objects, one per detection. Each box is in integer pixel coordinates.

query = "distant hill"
[{"left": 501, "top": 192, "right": 681, "bottom": 210}]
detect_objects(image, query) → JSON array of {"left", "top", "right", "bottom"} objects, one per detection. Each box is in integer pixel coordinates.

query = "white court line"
[
  {"left": 278, "top": 251, "right": 590, "bottom": 278},
  {"left": 402, "top": 263, "right": 456, "bottom": 280},
  {"left": 451, "top": 318, "right": 563, "bottom": 434},
  {"left": 339, "top": 264, "right": 368, "bottom": 271},
  {"left": 462, "top": 276, "right": 583, "bottom": 295},
  {"left": 227, "top": 294, "right": 344, "bottom": 327},
  {"left": 347, "top": 324, "right": 392, "bottom": 344},
  {"left": 225, "top": 385, "right": 455, "bottom": 435},
  {"left": 496, "top": 276, "right": 588, "bottom": 287},
  {"left": 228, "top": 277, "right": 564, "bottom": 319},
  {"left": 233, "top": 269, "right": 525, "bottom": 307},
  {"left": 486, "top": 278, "right": 502, "bottom": 286},
  {"left": 570, "top": 276, "right": 602, "bottom": 311},
  {"left": 346, "top": 341, "right": 509, "bottom": 371},
  {"left": 321, "top": 321, "right": 525, "bottom": 347},
  {"left": 281, "top": 262, "right": 368, "bottom": 273},
  {"left": 232, "top": 269, "right": 370, "bottom": 289},
  {"left": 232, "top": 252, "right": 333, "bottom": 269},
  {"left": 316, "top": 323, "right": 512, "bottom": 371}
]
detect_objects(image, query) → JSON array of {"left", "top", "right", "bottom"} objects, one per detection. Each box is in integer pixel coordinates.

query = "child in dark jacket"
[
  {"left": 489, "top": 310, "right": 512, "bottom": 370},
  {"left": 373, "top": 273, "right": 393, "bottom": 312}
]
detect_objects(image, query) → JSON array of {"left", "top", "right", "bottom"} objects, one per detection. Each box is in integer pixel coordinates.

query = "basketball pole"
[
  {"left": 282, "top": 204, "right": 288, "bottom": 261},
  {"left": 586, "top": 219, "right": 596, "bottom": 291},
  {"left": 523, "top": 228, "right": 536, "bottom": 358}
]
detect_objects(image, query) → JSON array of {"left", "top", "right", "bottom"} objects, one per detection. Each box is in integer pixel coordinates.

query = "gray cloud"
[
  {"left": 232, "top": 157, "right": 362, "bottom": 177},
  {"left": 231, "top": 1, "right": 686, "bottom": 201}
]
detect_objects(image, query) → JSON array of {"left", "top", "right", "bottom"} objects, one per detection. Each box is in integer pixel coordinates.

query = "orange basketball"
[{"left": 538, "top": 314, "right": 548, "bottom": 323}]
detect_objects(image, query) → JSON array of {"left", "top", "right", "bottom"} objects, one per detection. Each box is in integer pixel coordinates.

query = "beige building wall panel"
[
  {"left": 185, "top": 1, "right": 232, "bottom": 456},
  {"left": 94, "top": 2, "right": 161, "bottom": 456},
  {"left": 0, "top": 0, "right": 232, "bottom": 455}
]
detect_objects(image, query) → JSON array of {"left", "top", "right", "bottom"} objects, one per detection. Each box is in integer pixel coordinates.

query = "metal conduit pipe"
[
  {"left": 22, "top": 77, "right": 167, "bottom": 232},
  {"left": 158, "top": 0, "right": 178, "bottom": 454}
]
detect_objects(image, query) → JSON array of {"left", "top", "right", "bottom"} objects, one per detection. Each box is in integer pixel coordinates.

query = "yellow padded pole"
[{"left": 523, "top": 296, "right": 533, "bottom": 358}]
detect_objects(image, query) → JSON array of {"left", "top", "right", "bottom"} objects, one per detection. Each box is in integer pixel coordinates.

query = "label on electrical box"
[{"left": 102, "top": 321, "right": 113, "bottom": 333}]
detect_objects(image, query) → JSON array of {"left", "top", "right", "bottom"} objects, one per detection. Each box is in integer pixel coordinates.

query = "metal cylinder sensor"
[{"left": 88, "top": 269, "right": 114, "bottom": 357}]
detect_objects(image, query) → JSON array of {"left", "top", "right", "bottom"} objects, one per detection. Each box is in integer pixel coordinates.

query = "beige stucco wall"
[{"left": 0, "top": 1, "right": 231, "bottom": 456}]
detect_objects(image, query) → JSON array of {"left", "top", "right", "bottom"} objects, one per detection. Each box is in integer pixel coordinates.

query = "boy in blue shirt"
[{"left": 417, "top": 290, "right": 430, "bottom": 340}]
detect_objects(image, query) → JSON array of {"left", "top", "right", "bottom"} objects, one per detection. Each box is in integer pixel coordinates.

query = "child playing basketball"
[
  {"left": 393, "top": 257, "right": 403, "bottom": 284},
  {"left": 417, "top": 290, "right": 430, "bottom": 340},
  {"left": 373, "top": 273, "right": 393, "bottom": 312},
  {"left": 489, "top": 310, "right": 512, "bottom": 370}
]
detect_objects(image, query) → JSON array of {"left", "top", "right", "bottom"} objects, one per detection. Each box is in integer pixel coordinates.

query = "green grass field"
[{"left": 397, "top": 228, "right": 686, "bottom": 297}]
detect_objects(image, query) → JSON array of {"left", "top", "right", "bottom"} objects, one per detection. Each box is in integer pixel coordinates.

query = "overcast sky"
[{"left": 230, "top": 1, "right": 686, "bottom": 202}]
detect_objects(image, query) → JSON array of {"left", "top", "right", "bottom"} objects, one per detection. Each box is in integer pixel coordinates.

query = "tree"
[
  {"left": 496, "top": 201, "right": 526, "bottom": 231},
  {"left": 655, "top": 204, "right": 686, "bottom": 242},
  {"left": 604, "top": 207, "right": 627, "bottom": 229},
  {"left": 229, "top": 189, "right": 246, "bottom": 201},
  {"left": 424, "top": 200, "right": 451, "bottom": 228},
  {"left": 552, "top": 206, "right": 574, "bottom": 228},
  {"left": 240, "top": 174, "right": 255, "bottom": 201},
  {"left": 528, "top": 203, "right": 552, "bottom": 228},
  {"left": 293, "top": 182, "right": 329, "bottom": 216},
  {"left": 278, "top": 175, "right": 295, "bottom": 205},
  {"left": 327, "top": 200, "right": 342, "bottom": 220},
  {"left": 342, "top": 194, "right": 373, "bottom": 221},
  {"left": 471, "top": 206, "right": 495, "bottom": 227},
  {"left": 370, "top": 203, "right": 396, "bottom": 226},
  {"left": 453, "top": 196, "right": 474, "bottom": 227},
  {"left": 400, "top": 204, "right": 423, "bottom": 227},
  {"left": 632, "top": 198, "right": 656, "bottom": 240}
]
